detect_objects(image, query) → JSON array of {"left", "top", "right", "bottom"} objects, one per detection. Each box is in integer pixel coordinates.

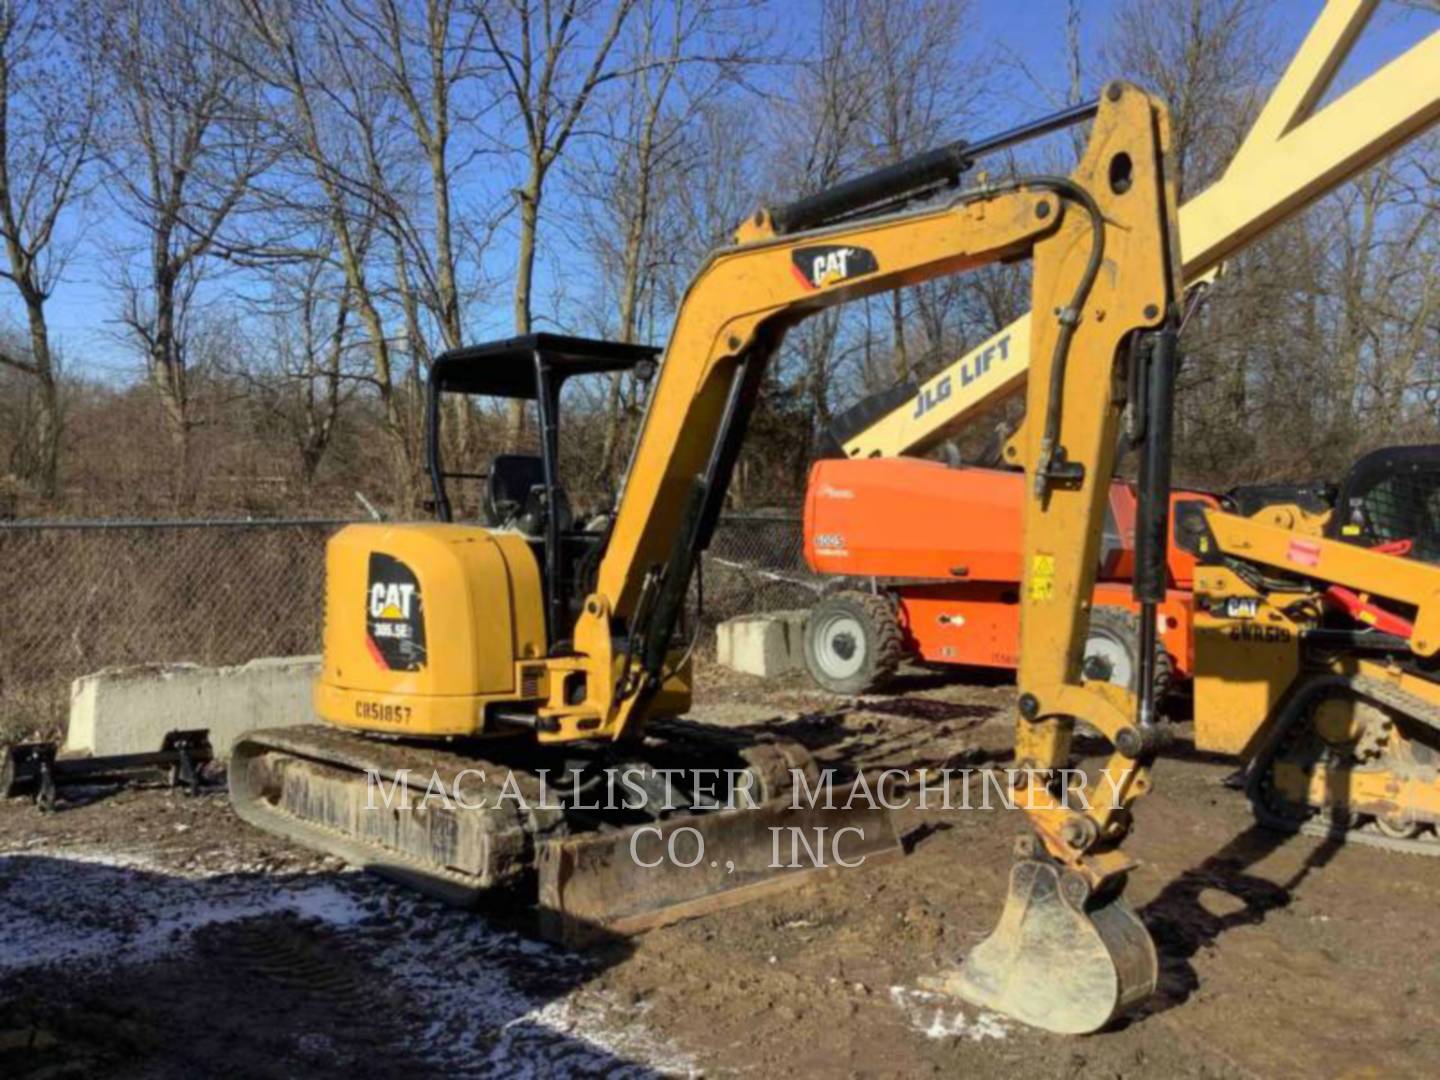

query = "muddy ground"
[{"left": 3, "top": 660, "right": 1438, "bottom": 1078}]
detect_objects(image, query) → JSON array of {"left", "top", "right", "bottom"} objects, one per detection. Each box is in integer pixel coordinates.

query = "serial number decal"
[
  {"left": 355, "top": 700, "right": 414, "bottom": 724},
  {"left": 1227, "top": 624, "right": 1292, "bottom": 643}
]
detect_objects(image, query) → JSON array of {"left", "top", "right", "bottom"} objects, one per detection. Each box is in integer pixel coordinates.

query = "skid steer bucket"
[
  {"left": 537, "top": 800, "right": 903, "bottom": 946},
  {"left": 932, "top": 855, "right": 1156, "bottom": 1034}
]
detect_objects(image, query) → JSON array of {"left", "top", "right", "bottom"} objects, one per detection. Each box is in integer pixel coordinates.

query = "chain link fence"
[
  {"left": 700, "top": 513, "right": 819, "bottom": 621},
  {"left": 0, "top": 514, "right": 816, "bottom": 740}
]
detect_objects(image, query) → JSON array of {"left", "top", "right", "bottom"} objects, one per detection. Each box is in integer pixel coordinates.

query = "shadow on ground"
[{"left": 1140, "top": 822, "right": 1344, "bottom": 1015}]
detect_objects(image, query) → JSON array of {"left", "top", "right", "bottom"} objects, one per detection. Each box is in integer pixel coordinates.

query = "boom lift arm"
[{"left": 837, "top": 0, "right": 1440, "bottom": 460}]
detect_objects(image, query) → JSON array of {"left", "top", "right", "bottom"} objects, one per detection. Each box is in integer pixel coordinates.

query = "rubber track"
[
  {"left": 230, "top": 721, "right": 826, "bottom": 902},
  {"left": 1245, "top": 674, "right": 1440, "bottom": 857}
]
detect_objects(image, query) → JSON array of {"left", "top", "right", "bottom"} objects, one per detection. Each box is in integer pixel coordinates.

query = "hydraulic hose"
[
  {"left": 941, "top": 175, "right": 1105, "bottom": 496},
  {"left": 1020, "top": 177, "right": 1106, "bottom": 498}
]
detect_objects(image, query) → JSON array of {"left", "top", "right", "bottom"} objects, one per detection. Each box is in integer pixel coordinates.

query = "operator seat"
[{"left": 485, "top": 453, "right": 573, "bottom": 536}]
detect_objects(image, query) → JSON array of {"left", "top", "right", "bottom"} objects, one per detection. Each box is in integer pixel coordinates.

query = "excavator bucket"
[
  {"left": 932, "top": 856, "right": 1156, "bottom": 1034},
  {"left": 537, "top": 800, "right": 903, "bottom": 947}
]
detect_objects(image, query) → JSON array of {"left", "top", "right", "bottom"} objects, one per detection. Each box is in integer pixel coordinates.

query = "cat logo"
[
  {"left": 790, "top": 245, "right": 879, "bottom": 291},
  {"left": 369, "top": 582, "right": 417, "bottom": 620},
  {"left": 365, "top": 552, "right": 427, "bottom": 672}
]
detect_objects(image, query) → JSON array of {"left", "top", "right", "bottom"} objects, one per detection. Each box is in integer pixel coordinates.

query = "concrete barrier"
[
  {"left": 65, "top": 656, "right": 320, "bottom": 760},
  {"left": 715, "top": 611, "right": 808, "bottom": 677}
]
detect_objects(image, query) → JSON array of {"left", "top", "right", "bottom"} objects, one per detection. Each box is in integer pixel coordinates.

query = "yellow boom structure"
[{"left": 842, "top": 0, "right": 1440, "bottom": 459}]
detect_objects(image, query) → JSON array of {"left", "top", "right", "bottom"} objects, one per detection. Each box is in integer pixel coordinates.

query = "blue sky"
[{"left": 19, "top": 0, "right": 1439, "bottom": 380}]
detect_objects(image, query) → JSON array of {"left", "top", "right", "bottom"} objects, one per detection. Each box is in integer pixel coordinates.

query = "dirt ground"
[{"left": 4, "top": 659, "right": 1438, "bottom": 1078}]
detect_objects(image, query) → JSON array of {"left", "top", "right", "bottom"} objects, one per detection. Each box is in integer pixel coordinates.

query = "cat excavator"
[{"left": 231, "top": 81, "right": 1187, "bottom": 1033}]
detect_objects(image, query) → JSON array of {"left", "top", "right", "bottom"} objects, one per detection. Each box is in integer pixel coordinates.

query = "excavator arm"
[
  {"left": 532, "top": 84, "right": 1186, "bottom": 1031},
  {"left": 539, "top": 85, "right": 1181, "bottom": 755}
]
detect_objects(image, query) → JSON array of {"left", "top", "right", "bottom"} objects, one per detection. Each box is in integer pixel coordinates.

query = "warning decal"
[
  {"left": 1285, "top": 539, "right": 1322, "bottom": 569},
  {"left": 1028, "top": 553, "right": 1056, "bottom": 602}
]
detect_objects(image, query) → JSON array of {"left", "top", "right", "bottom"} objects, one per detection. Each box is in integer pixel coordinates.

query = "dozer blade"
[
  {"left": 537, "top": 801, "right": 903, "bottom": 946},
  {"left": 229, "top": 725, "right": 565, "bottom": 906},
  {"left": 933, "top": 857, "right": 1156, "bottom": 1034}
]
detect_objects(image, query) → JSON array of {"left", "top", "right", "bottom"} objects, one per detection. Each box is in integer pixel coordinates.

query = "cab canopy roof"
[{"left": 430, "top": 332, "right": 660, "bottom": 400}]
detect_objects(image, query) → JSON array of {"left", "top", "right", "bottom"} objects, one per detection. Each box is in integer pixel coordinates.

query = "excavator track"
[
  {"left": 1246, "top": 674, "right": 1440, "bottom": 857},
  {"left": 230, "top": 721, "right": 902, "bottom": 943},
  {"left": 230, "top": 725, "right": 567, "bottom": 904}
]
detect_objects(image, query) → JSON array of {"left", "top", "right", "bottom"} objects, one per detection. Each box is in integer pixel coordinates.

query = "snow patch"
[
  {"left": 0, "top": 847, "right": 367, "bottom": 971},
  {"left": 357, "top": 889, "right": 697, "bottom": 1076},
  {"left": 0, "top": 843, "right": 697, "bottom": 1076},
  {"left": 889, "top": 985, "right": 1010, "bottom": 1042}
]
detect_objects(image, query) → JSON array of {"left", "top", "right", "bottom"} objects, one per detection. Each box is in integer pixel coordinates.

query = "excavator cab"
[{"left": 426, "top": 333, "right": 659, "bottom": 636}]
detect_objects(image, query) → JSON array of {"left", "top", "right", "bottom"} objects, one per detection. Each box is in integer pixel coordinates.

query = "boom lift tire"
[
  {"left": 803, "top": 590, "right": 904, "bottom": 695},
  {"left": 1082, "top": 606, "right": 1173, "bottom": 703}
]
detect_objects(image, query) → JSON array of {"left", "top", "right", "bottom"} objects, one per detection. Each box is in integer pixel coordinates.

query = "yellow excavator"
[
  {"left": 232, "top": 80, "right": 1186, "bottom": 1028},
  {"left": 228, "top": 22, "right": 1440, "bottom": 1033}
]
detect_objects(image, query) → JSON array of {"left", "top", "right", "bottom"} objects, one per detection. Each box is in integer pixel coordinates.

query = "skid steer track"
[{"left": 230, "top": 723, "right": 902, "bottom": 942}]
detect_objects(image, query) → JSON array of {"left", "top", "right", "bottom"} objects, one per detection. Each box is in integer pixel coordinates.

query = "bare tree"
[
  {"left": 239, "top": 256, "right": 359, "bottom": 485},
  {"left": 0, "top": 0, "right": 101, "bottom": 497},
  {"left": 229, "top": 0, "right": 514, "bottom": 507},
  {"left": 570, "top": 0, "right": 750, "bottom": 485},
  {"left": 1319, "top": 148, "right": 1440, "bottom": 451},
  {"left": 1103, "top": 0, "right": 1272, "bottom": 196},
  {"left": 1100, "top": 0, "right": 1279, "bottom": 483},
  {"left": 333, "top": 0, "right": 500, "bottom": 354},
  {"left": 759, "top": 0, "right": 988, "bottom": 466},
  {"left": 856, "top": 0, "right": 979, "bottom": 381},
  {"left": 476, "top": 0, "right": 637, "bottom": 438},
  {"left": 231, "top": 0, "right": 424, "bottom": 503},
  {"left": 103, "top": 0, "right": 273, "bottom": 503}
]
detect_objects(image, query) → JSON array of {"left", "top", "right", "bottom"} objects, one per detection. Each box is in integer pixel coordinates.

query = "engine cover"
[{"left": 315, "top": 523, "right": 547, "bottom": 738}]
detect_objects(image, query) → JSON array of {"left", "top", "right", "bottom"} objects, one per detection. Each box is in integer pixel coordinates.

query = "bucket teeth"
[{"left": 930, "top": 857, "right": 1157, "bottom": 1034}]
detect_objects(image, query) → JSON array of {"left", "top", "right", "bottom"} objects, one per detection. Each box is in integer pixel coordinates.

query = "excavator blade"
[
  {"left": 537, "top": 801, "right": 903, "bottom": 947},
  {"left": 232, "top": 725, "right": 904, "bottom": 946},
  {"left": 933, "top": 857, "right": 1156, "bottom": 1034}
]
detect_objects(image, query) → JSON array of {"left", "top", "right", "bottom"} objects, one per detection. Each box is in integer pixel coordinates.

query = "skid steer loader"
[{"left": 1179, "top": 445, "right": 1440, "bottom": 851}]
